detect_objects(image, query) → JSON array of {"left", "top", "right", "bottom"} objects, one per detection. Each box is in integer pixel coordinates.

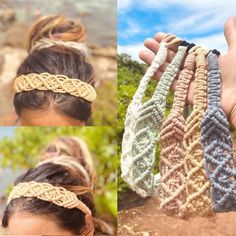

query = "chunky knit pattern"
[
  {"left": 131, "top": 45, "right": 187, "bottom": 197},
  {"left": 159, "top": 53, "right": 195, "bottom": 216},
  {"left": 14, "top": 72, "right": 96, "bottom": 102},
  {"left": 200, "top": 51, "right": 236, "bottom": 212},
  {"left": 30, "top": 37, "right": 88, "bottom": 55},
  {"left": 121, "top": 42, "right": 168, "bottom": 196},
  {"left": 183, "top": 48, "right": 212, "bottom": 216},
  {"left": 8, "top": 181, "right": 92, "bottom": 215}
]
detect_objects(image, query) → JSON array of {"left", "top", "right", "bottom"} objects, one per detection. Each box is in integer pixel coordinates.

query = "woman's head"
[
  {"left": 13, "top": 15, "right": 96, "bottom": 126},
  {"left": 2, "top": 137, "right": 96, "bottom": 235}
]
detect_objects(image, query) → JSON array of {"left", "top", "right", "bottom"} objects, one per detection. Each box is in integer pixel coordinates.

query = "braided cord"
[
  {"left": 159, "top": 53, "right": 195, "bottom": 215},
  {"left": 121, "top": 42, "right": 168, "bottom": 196},
  {"left": 200, "top": 51, "right": 236, "bottom": 212},
  {"left": 14, "top": 72, "right": 96, "bottom": 102},
  {"left": 131, "top": 45, "right": 187, "bottom": 197},
  {"left": 8, "top": 181, "right": 92, "bottom": 215},
  {"left": 30, "top": 37, "right": 88, "bottom": 55},
  {"left": 183, "top": 48, "right": 212, "bottom": 216}
]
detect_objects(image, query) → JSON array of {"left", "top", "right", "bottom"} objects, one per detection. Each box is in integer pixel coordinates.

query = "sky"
[
  {"left": 0, "top": 127, "right": 15, "bottom": 139},
  {"left": 118, "top": 0, "right": 236, "bottom": 61}
]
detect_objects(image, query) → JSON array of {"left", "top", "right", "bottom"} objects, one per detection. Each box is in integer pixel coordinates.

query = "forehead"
[
  {"left": 8, "top": 212, "right": 72, "bottom": 235},
  {"left": 19, "top": 108, "right": 84, "bottom": 126}
]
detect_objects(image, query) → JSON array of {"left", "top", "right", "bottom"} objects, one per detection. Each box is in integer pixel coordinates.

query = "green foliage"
[
  {"left": 92, "top": 79, "right": 117, "bottom": 126},
  {"left": 117, "top": 53, "right": 174, "bottom": 195},
  {"left": 0, "top": 127, "right": 117, "bottom": 217},
  {"left": 118, "top": 54, "right": 146, "bottom": 75}
]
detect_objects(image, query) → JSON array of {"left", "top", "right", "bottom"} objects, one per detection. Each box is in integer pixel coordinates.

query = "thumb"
[{"left": 224, "top": 16, "right": 236, "bottom": 50}]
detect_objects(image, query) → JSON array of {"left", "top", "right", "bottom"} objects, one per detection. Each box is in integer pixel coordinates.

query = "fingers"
[
  {"left": 139, "top": 49, "right": 155, "bottom": 65},
  {"left": 143, "top": 38, "right": 179, "bottom": 63},
  {"left": 224, "top": 16, "right": 236, "bottom": 50},
  {"left": 143, "top": 38, "right": 159, "bottom": 54},
  {"left": 139, "top": 48, "right": 182, "bottom": 72},
  {"left": 154, "top": 32, "right": 180, "bottom": 52},
  {"left": 139, "top": 32, "right": 193, "bottom": 105}
]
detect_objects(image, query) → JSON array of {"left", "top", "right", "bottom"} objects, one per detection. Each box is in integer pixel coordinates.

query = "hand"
[{"left": 139, "top": 16, "right": 236, "bottom": 128}]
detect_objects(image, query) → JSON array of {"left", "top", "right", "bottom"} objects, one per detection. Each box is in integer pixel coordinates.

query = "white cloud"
[
  {"left": 118, "top": 0, "right": 236, "bottom": 41},
  {"left": 118, "top": 0, "right": 134, "bottom": 10},
  {"left": 118, "top": 0, "right": 236, "bottom": 11},
  {"left": 167, "top": 10, "right": 226, "bottom": 35},
  {"left": 118, "top": 32, "right": 228, "bottom": 63},
  {"left": 121, "top": 19, "right": 142, "bottom": 38},
  {"left": 190, "top": 33, "right": 227, "bottom": 54},
  {"left": 118, "top": 43, "right": 145, "bottom": 61}
]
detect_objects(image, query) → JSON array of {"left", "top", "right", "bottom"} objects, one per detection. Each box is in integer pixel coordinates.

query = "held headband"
[
  {"left": 13, "top": 72, "right": 96, "bottom": 102},
  {"left": 159, "top": 51, "right": 196, "bottom": 216},
  {"left": 8, "top": 181, "right": 92, "bottom": 215}
]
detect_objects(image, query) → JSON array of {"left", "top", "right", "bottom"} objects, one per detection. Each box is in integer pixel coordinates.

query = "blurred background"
[
  {"left": 0, "top": 0, "right": 117, "bottom": 126},
  {"left": 0, "top": 126, "right": 117, "bottom": 234}
]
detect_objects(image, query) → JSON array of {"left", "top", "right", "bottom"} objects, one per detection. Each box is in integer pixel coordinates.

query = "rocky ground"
[{"left": 118, "top": 192, "right": 236, "bottom": 236}]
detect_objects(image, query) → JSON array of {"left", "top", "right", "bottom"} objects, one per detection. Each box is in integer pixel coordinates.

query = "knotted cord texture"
[
  {"left": 8, "top": 181, "right": 92, "bottom": 215},
  {"left": 13, "top": 72, "right": 96, "bottom": 102},
  {"left": 38, "top": 155, "right": 92, "bottom": 189},
  {"left": 183, "top": 48, "right": 212, "bottom": 216},
  {"left": 30, "top": 37, "right": 89, "bottom": 55},
  {"left": 200, "top": 51, "right": 236, "bottom": 212},
  {"left": 131, "top": 45, "right": 187, "bottom": 197},
  {"left": 159, "top": 53, "right": 195, "bottom": 216},
  {"left": 121, "top": 41, "right": 168, "bottom": 197}
]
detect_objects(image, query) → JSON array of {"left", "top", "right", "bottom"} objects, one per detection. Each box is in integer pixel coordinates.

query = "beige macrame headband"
[
  {"left": 37, "top": 155, "right": 92, "bottom": 189},
  {"left": 30, "top": 38, "right": 89, "bottom": 56},
  {"left": 8, "top": 181, "right": 92, "bottom": 215},
  {"left": 13, "top": 73, "right": 96, "bottom": 102}
]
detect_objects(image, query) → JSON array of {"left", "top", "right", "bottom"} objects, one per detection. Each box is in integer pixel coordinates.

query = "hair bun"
[
  {"left": 39, "top": 137, "right": 96, "bottom": 188},
  {"left": 26, "top": 15, "right": 86, "bottom": 52}
]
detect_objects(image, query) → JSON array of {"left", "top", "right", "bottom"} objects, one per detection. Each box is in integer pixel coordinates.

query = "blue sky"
[
  {"left": 118, "top": 0, "right": 236, "bottom": 61},
  {"left": 0, "top": 127, "right": 15, "bottom": 138}
]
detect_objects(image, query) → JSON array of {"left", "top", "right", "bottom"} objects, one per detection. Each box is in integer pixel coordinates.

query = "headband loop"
[
  {"left": 30, "top": 38, "right": 89, "bottom": 55},
  {"left": 38, "top": 155, "right": 93, "bottom": 189}
]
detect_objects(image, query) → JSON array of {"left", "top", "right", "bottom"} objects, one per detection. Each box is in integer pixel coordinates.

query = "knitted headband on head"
[
  {"left": 13, "top": 72, "right": 97, "bottom": 103},
  {"left": 38, "top": 155, "right": 93, "bottom": 189},
  {"left": 30, "top": 37, "right": 89, "bottom": 56},
  {"left": 7, "top": 181, "right": 92, "bottom": 215}
]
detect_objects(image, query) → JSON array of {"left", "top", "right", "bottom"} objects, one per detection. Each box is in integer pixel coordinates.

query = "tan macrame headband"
[
  {"left": 30, "top": 38, "right": 89, "bottom": 56},
  {"left": 8, "top": 181, "right": 92, "bottom": 215},
  {"left": 13, "top": 73, "right": 96, "bottom": 102},
  {"left": 37, "top": 155, "right": 92, "bottom": 189}
]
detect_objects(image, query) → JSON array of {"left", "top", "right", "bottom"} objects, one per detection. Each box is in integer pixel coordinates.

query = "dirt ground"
[{"left": 118, "top": 191, "right": 236, "bottom": 236}]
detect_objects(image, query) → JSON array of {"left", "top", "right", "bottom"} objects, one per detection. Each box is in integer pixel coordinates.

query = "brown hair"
[
  {"left": 2, "top": 137, "right": 112, "bottom": 235},
  {"left": 14, "top": 15, "right": 94, "bottom": 122}
]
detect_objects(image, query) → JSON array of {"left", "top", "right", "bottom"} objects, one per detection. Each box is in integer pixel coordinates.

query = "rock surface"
[{"left": 118, "top": 195, "right": 236, "bottom": 236}]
